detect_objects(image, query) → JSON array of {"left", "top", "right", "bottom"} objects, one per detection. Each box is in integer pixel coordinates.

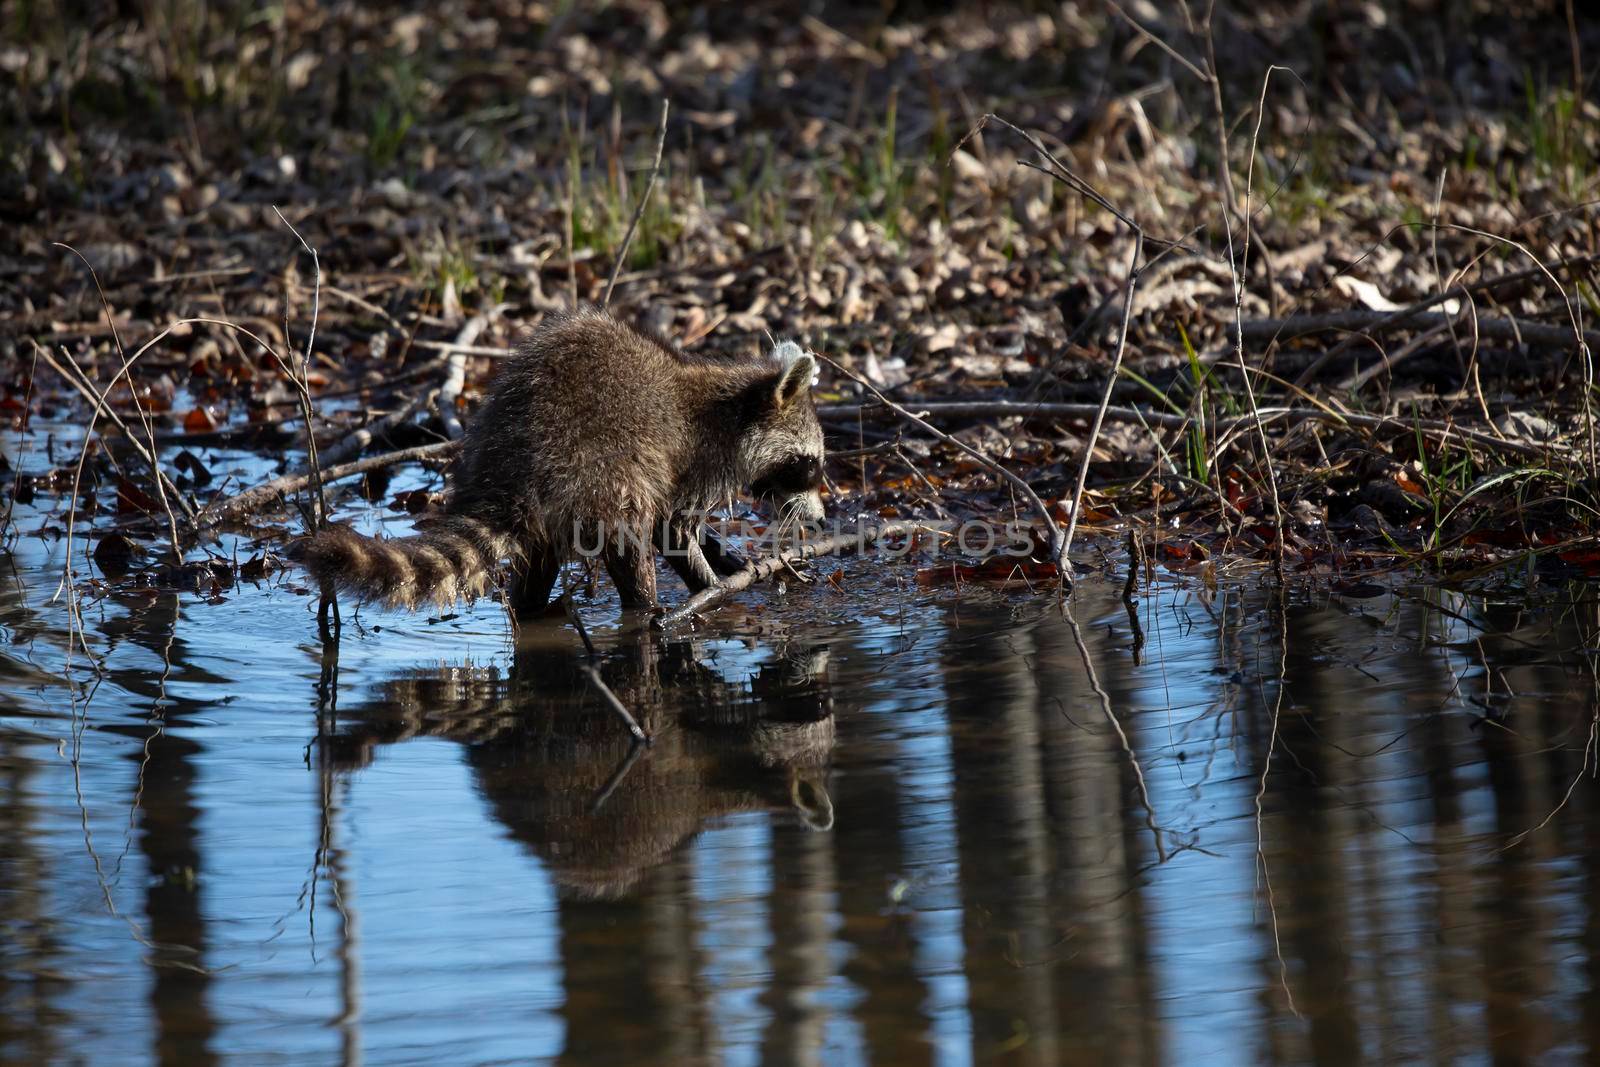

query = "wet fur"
[{"left": 297, "top": 307, "right": 825, "bottom": 614}]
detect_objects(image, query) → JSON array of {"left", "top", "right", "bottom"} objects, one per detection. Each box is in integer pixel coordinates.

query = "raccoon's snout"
[
  {"left": 790, "top": 489, "right": 825, "bottom": 523},
  {"left": 750, "top": 452, "right": 825, "bottom": 524},
  {"left": 754, "top": 487, "right": 825, "bottom": 525}
]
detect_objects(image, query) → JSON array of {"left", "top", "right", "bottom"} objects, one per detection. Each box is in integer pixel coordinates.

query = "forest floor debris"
[{"left": 3, "top": 1, "right": 1599, "bottom": 612}]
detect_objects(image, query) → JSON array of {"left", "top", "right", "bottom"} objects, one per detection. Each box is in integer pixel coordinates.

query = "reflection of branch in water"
[
  {"left": 320, "top": 757, "right": 362, "bottom": 1064},
  {"left": 590, "top": 739, "right": 650, "bottom": 815},
  {"left": 1498, "top": 603, "right": 1600, "bottom": 852},
  {"left": 564, "top": 576, "right": 653, "bottom": 744},
  {"left": 306, "top": 624, "right": 343, "bottom": 962},
  {"left": 1064, "top": 598, "right": 1166, "bottom": 862},
  {"left": 1122, "top": 597, "right": 1146, "bottom": 667},
  {"left": 1254, "top": 586, "right": 1300, "bottom": 1018},
  {"left": 581, "top": 666, "right": 651, "bottom": 746},
  {"left": 68, "top": 656, "right": 210, "bottom": 973},
  {"left": 112, "top": 597, "right": 178, "bottom": 887}
]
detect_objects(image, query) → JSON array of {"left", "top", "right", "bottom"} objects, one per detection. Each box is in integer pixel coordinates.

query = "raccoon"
[{"left": 297, "top": 307, "right": 826, "bottom": 617}]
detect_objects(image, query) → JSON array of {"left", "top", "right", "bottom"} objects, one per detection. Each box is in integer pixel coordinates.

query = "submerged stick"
[{"left": 656, "top": 519, "right": 922, "bottom": 629}]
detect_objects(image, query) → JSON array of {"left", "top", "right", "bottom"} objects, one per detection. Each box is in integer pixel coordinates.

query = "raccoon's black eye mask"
[{"left": 751, "top": 454, "right": 823, "bottom": 497}]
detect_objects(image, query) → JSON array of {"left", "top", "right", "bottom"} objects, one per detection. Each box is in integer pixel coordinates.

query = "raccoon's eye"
[{"left": 752, "top": 453, "right": 823, "bottom": 496}]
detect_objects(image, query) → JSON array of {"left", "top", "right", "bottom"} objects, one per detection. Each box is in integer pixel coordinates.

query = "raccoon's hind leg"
[
  {"left": 604, "top": 524, "right": 659, "bottom": 610},
  {"left": 510, "top": 547, "right": 562, "bottom": 620}
]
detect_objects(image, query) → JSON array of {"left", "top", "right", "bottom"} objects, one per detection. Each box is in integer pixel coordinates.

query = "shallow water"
[{"left": 2, "top": 447, "right": 1599, "bottom": 1065}]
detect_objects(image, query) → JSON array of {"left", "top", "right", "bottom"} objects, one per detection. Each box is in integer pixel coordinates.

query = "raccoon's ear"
[{"left": 773, "top": 351, "right": 818, "bottom": 409}]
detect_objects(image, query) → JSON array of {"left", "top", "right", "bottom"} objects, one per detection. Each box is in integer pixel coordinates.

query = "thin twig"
[
  {"left": 1062, "top": 233, "right": 1142, "bottom": 580},
  {"left": 52, "top": 243, "right": 184, "bottom": 556},
  {"left": 1103, "top": 0, "right": 1209, "bottom": 82},
  {"left": 1228, "top": 66, "right": 1292, "bottom": 580},
  {"left": 407, "top": 339, "right": 513, "bottom": 359},
  {"left": 272, "top": 208, "right": 329, "bottom": 530},
  {"left": 602, "top": 98, "right": 669, "bottom": 307},
  {"left": 958, "top": 113, "right": 1193, "bottom": 253}
]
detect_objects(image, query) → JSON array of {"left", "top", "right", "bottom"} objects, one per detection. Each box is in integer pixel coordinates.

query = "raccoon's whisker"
[
  {"left": 775, "top": 497, "right": 797, "bottom": 537},
  {"left": 777, "top": 497, "right": 805, "bottom": 548}
]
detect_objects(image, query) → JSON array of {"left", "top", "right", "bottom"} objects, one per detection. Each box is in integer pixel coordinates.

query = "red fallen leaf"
[
  {"left": 1557, "top": 548, "right": 1600, "bottom": 570},
  {"left": 1394, "top": 472, "right": 1428, "bottom": 496},
  {"left": 1463, "top": 527, "right": 1529, "bottom": 548},
  {"left": 1050, "top": 498, "right": 1116, "bottom": 524},
  {"left": 1159, "top": 541, "right": 1208, "bottom": 561},
  {"left": 183, "top": 406, "right": 219, "bottom": 432},
  {"left": 0, "top": 396, "right": 25, "bottom": 413},
  {"left": 116, "top": 478, "right": 158, "bottom": 514},
  {"left": 305, "top": 372, "right": 330, "bottom": 389}
]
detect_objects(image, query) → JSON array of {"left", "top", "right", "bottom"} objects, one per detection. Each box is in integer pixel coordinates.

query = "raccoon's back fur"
[{"left": 296, "top": 307, "right": 825, "bottom": 613}]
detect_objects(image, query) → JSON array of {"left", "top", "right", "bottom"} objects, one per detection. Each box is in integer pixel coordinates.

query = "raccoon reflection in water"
[{"left": 323, "top": 633, "right": 836, "bottom": 899}]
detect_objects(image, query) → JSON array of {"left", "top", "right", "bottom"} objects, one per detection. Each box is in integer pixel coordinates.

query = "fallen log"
[{"left": 819, "top": 400, "right": 1563, "bottom": 459}]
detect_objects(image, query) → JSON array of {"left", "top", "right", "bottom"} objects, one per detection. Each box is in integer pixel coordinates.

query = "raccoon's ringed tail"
[{"left": 297, "top": 515, "right": 515, "bottom": 609}]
